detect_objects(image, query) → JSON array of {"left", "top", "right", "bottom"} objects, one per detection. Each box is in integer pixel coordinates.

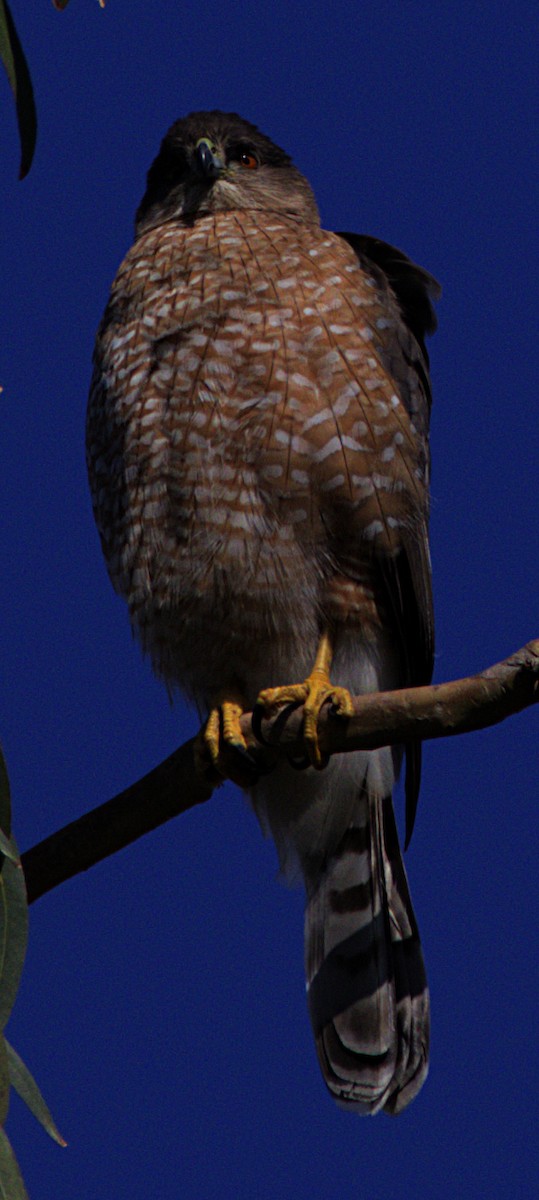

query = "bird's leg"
[
  {"left": 195, "top": 687, "right": 262, "bottom": 788},
  {"left": 255, "top": 630, "right": 354, "bottom": 769}
]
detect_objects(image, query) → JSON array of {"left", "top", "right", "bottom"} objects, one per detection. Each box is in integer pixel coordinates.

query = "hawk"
[{"left": 87, "top": 111, "right": 439, "bottom": 1115}]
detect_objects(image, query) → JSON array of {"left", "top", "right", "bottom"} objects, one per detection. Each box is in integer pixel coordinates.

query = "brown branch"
[
  {"left": 251, "top": 638, "right": 539, "bottom": 754},
  {"left": 21, "top": 640, "right": 539, "bottom": 905}
]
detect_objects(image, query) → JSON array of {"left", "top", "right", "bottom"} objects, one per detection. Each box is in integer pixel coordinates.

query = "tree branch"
[{"left": 21, "top": 640, "right": 538, "bottom": 905}]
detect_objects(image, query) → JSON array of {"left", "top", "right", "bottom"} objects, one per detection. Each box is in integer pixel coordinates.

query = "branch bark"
[{"left": 21, "top": 640, "right": 539, "bottom": 905}]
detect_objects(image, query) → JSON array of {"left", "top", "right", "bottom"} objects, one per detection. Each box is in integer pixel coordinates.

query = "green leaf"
[
  {"left": 5, "top": 1041, "right": 66, "bottom": 1146},
  {"left": 0, "top": 750, "right": 11, "bottom": 839},
  {"left": 0, "top": 0, "right": 37, "bottom": 179},
  {"left": 0, "top": 1127, "right": 28, "bottom": 1200},
  {"left": 0, "top": 833, "right": 17, "bottom": 867},
  {"left": 0, "top": 840, "right": 28, "bottom": 1030}
]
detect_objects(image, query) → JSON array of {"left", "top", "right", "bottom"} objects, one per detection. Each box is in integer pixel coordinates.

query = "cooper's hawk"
[{"left": 87, "top": 111, "right": 439, "bottom": 1115}]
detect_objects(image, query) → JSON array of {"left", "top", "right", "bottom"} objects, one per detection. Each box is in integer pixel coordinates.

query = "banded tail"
[{"left": 305, "top": 787, "right": 429, "bottom": 1115}]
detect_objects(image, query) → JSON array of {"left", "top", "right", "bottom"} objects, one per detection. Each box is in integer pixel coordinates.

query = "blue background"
[{"left": 2, "top": 2, "right": 537, "bottom": 1196}]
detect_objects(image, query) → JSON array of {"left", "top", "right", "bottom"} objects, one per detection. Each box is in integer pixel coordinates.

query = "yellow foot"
[
  {"left": 255, "top": 633, "right": 354, "bottom": 769},
  {"left": 194, "top": 693, "right": 261, "bottom": 788}
]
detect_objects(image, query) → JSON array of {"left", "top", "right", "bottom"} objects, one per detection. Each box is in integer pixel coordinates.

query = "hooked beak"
[{"left": 194, "top": 137, "right": 225, "bottom": 179}]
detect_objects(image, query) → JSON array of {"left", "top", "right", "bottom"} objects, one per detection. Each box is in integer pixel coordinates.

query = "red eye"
[{"left": 239, "top": 152, "right": 258, "bottom": 169}]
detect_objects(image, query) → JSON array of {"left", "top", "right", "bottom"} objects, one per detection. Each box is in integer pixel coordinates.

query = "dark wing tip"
[
  {"left": 404, "top": 743, "right": 422, "bottom": 849},
  {"left": 337, "top": 232, "right": 441, "bottom": 354}
]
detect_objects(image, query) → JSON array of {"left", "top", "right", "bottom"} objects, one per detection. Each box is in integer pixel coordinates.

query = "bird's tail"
[{"left": 304, "top": 786, "right": 429, "bottom": 1115}]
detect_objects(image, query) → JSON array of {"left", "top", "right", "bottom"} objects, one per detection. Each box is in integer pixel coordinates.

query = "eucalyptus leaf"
[
  {"left": 0, "top": 841, "right": 28, "bottom": 1030},
  {"left": 0, "top": 831, "right": 18, "bottom": 866},
  {"left": 0, "top": 1127, "right": 28, "bottom": 1200},
  {"left": 0, "top": 0, "right": 37, "bottom": 178},
  {"left": 5, "top": 1041, "right": 66, "bottom": 1146}
]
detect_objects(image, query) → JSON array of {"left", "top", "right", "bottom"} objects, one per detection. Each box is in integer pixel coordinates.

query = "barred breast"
[{"left": 87, "top": 210, "right": 427, "bottom": 707}]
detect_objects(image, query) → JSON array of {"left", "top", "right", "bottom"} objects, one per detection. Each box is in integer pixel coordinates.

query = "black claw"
[
  {"left": 251, "top": 702, "right": 270, "bottom": 745},
  {"left": 224, "top": 740, "right": 276, "bottom": 787},
  {"left": 229, "top": 741, "right": 260, "bottom": 773},
  {"left": 251, "top": 699, "right": 302, "bottom": 748}
]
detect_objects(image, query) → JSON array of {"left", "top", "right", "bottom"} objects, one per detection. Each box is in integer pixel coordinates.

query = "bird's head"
[{"left": 135, "top": 111, "right": 319, "bottom": 235}]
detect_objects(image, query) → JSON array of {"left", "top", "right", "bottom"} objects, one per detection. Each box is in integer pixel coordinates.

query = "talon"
[
  {"left": 250, "top": 702, "right": 267, "bottom": 745},
  {"left": 195, "top": 693, "right": 260, "bottom": 788},
  {"left": 203, "top": 705, "right": 223, "bottom": 769},
  {"left": 256, "top": 632, "right": 354, "bottom": 770},
  {"left": 256, "top": 683, "right": 310, "bottom": 718}
]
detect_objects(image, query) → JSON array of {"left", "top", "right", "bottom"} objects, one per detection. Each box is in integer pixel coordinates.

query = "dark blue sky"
[{"left": 2, "top": 3, "right": 537, "bottom": 1197}]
